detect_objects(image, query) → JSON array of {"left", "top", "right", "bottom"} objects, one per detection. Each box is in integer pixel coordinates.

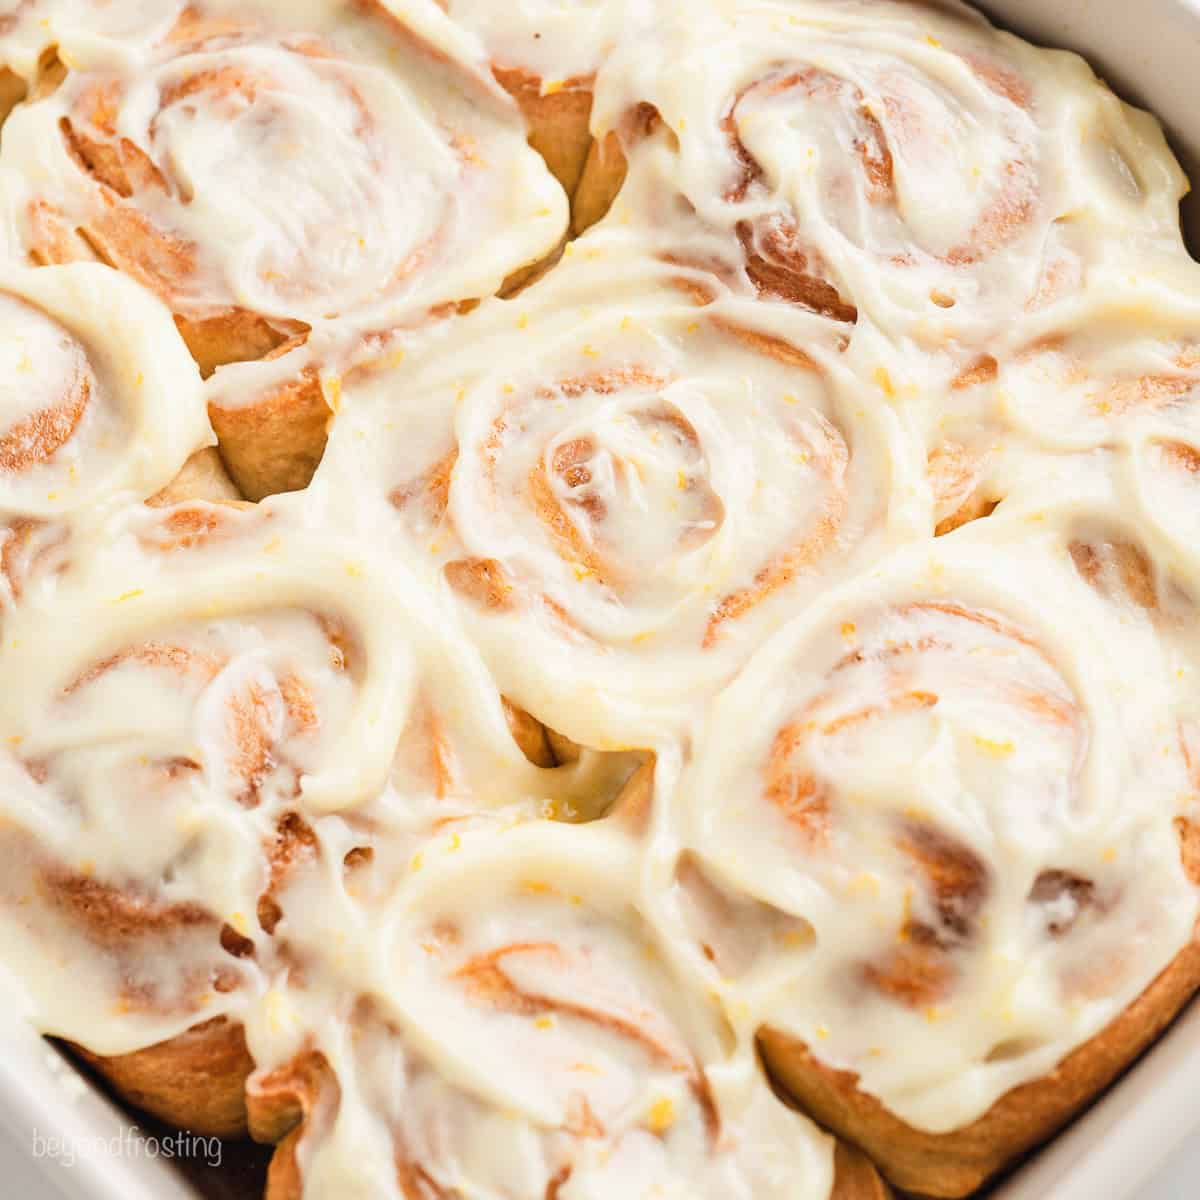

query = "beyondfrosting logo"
[{"left": 31, "top": 1123, "right": 223, "bottom": 1170}]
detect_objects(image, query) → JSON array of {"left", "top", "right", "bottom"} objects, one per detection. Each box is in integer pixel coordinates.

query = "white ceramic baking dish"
[{"left": 1, "top": 2, "right": 1199, "bottom": 1198}]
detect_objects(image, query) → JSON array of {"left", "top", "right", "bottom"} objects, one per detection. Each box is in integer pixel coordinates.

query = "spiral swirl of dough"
[
  {"left": 0, "top": 262, "right": 209, "bottom": 515},
  {"left": 586, "top": 0, "right": 1187, "bottom": 344},
  {"left": 245, "top": 821, "right": 837, "bottom": 1200},
  {"left": 656, "top": 513, "right": 1198, "bottom": 1132},
  {"left": 311, "top": 246, "right": 898, "bottom": 746},
  {"left": 0, "top": 261, "right": 211, "bottom": 637},
  {"left": 0, "top": 1, "right": 566, "bottom": 370}
]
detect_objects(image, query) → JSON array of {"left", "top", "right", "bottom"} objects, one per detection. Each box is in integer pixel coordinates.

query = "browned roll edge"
[
  {"left": 0, "top": 64, "right": 26, "bottom": 128},
  {"left": 573, "top": 129, "right": 628, "bottom": 236},
  {"left": 492, "top": 65, "right": 594, "bottom": 201},
  {"left": 146, "top": 446, "right": 245, "bottom": 508},
  {"left": 572, "top": 101, "right": 663, "bottom": 235},
  {"left": 69, "top": 1016, "right": 254, "bottom": 1139},
  {"left": 835, "top": 1140, "right": 894, "bottom": 1200},
  {"left": 207, "top": 354, "right": 330, "bottom": 503}
]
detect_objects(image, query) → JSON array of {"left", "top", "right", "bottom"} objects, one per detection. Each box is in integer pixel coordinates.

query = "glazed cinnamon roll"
[
  {"left": 1, "top": 1, "right": 566, "bottom": 365},
  {"left": 0, "top": 737, "right": 257, "bottom": 1132},
  {"left": 0, "top": 527, "right": 404, "bottom": 1128},
  {"left": 310, "top": 246, "right": 898, "bottom": 748},
  {"left": 578, "top": 0, "right": 1188, "bottom": 344},
  {"left": 909, "top": 257, "right": 1200, "bottom": 533},
  {"left": 1, "top": 3, "right": 1200, "bottom": 1197},
  {"left": 0, "top": 261, "right": 214, "bottom": 628},
  {"left": 0, "top": 263, "right": 210, "bottom": 515},
  {"left": 0, "top": 491, "right": 639, "bottom": 1130},
  {"left": 241, "top": 821, "right": 891, "bottom": 1200},
  {"left": 0, "top": 0, "right": 567, "bottom": 496},
  {"left": 654, "top": 520, "right": 1200, "bottom": 1196}
]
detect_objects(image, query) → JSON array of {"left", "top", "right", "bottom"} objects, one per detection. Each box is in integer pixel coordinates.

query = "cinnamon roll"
[
  {"left": 654, "top": 520, "right": 1200, "bottom": 1196},
  {"left": 0, "top": 0, "right": 567, "bottom": 496},
  {"left": 310, "top": 245, "right": 898, "bottom": 747},
  {"left": 2, "top": 1, "right": 566, "bottom": 363},
  {"left": 240, "top": 820, "right": 891, "bottom": 1200},
  {"left": 0, "top": 262, "right": 210, "bottom": 516},
  {"left": 0, "top": 491, "right": 637, "bottom": 1132},
  {"left": 908, "top": 257, "right": 1200, "bottom": 533},
  {"left": 0, "top": 742, "right": 259, "bottom": 1132},
  {"left": 0, "top": 260, "right": 213, "bottom": 631},
  {"left": 578, "top": 0, "right": 1188, "bottom": 345},
  {"left": 0, "top": 527, "right": 405, "bottom": 1128}
]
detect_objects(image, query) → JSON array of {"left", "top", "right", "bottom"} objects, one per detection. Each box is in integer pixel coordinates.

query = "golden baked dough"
[
  {"left": 492, "top": 66, "right": 595, "bottom": 201},
  {"left": 147, "top": 447, "right": 244, "bottom": 508},
  {"left": 72, "top": 1018, "right": 255, "bottom": 1139}
]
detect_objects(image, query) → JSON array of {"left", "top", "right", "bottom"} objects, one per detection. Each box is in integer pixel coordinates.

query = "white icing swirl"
[
  {"left": 589, "top": 0, "right": 1188, "bottom": 345},
  {"left": 310, "top": 241, "right": 900, "bottom": 747},
  {"left": 654, "top": 511, "right": 1198, "bottom": 1130},
  {"left": 243, "top": 821, "right": 837, "bottom": 1200},
  {"left": 0, "top": 261, "right": 209, "bottom": 516},
  {"left": 0, "top": 0, "right": 567, "bottom": 339}
]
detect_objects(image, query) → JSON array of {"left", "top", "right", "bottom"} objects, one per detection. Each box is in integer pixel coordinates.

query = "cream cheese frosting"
[
  {"left": 588, "top": 0, "right": 1189, "bottom": 349},
  {"left": 646, "top": 496, "right": 1199, "bottom": 1130},
  {"left": 0, "top": 1, "right": 1199, "bottom": 1199},
  {"left": 0, "top": 261, "right": 210, "bottom": 516},
  {"left": 0, "top": 0, "right": 183, "bottom": 80},
  {"left": 0, "top": 0, "right": 567, "bottom": 347},
  {"left": 306, "top": 239, "right": 905, "bottom": 747},
  {"left": 441, "top": 0, "right": 637, "bottom": 82},
  {"left": 256, "top": 821, "right": 836, "bottom": 1200}
]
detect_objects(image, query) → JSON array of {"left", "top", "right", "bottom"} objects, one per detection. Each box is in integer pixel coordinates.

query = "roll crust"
[
  {"left": 71, "top": 1017, "right": 254, "bottom": 1139},
  {"left": 500, "top": 697, "right": 587, "bottom": 770},
  {"left": 573, "top": 129, "right": 629, "bottom": 235},
  {"left": 248, "top": 1050, "right": 333, "bottom": 1199},
  {"left": 501, "top": 696, "right": 557, "bottom": 767},
  {"left": 572, "top": 101, "right": 663, "bottom": 233},
  {"left": 146, "top": 447, "right": 244, "bottom": 508},
  {"left": 207, "top": 353, "right": 330, "bottom": 502},
  {"left": 0, "top": 65, "right": 25, "bottom": 127},
  {"left": 175, "top": 311, "right": 301, "bottom": 382},
  {"left": 834, "top": 1142, "right": 893, "bottom": 1200},
  {"left": 492, "top": 66, "right": 594, "bottom": 200}
]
